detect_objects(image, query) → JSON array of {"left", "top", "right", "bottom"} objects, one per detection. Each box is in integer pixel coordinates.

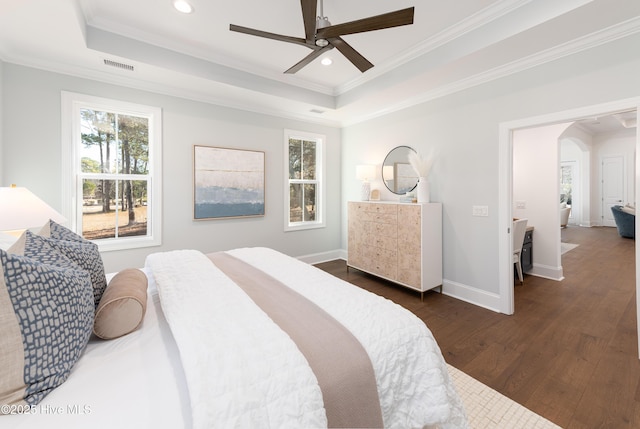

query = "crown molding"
[
  {"left": 3, "top": 9, "right": 639, "bottom": 129},
  {"left": 341, "top": 16, "right": 640, "bottom": 127},
  {"left": 336, "top": 0, "right": 534, "bottom": 95}
]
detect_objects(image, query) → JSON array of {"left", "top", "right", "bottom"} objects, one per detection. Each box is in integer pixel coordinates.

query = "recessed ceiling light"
[
  {"left": 173, "top": 0, "right": 193, "bottom": 13},
  {"left": 321, "top": 58, "right": 332, "bottom": 66}
]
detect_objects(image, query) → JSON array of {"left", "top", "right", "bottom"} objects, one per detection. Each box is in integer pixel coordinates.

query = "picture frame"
[{"left": 193, "top": 145, "right": 265, "bottom": 220}]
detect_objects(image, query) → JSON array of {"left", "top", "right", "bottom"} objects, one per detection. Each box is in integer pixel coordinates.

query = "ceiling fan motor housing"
[{"left": 315, "top": 16, "right": 330, "bottom": 46}]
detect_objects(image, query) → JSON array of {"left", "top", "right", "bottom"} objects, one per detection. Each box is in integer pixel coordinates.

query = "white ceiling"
[
  {"left": 574, "top": 111, "right": 637, "bottom": 135},
  {"left": 1, "top": 0, "right": 639, "bottom": 127}
]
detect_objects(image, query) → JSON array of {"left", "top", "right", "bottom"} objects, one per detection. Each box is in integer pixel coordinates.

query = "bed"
[{"left": 1, "top": 223, "right": 467, "bottom": 428}]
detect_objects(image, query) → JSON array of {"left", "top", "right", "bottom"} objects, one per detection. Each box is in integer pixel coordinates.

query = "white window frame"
[
  {"left": 61, "top": 91, "right": 162, "bottom": 252},
  {"left": 284, "top": 129, "right": 326, "bottom": 232}
]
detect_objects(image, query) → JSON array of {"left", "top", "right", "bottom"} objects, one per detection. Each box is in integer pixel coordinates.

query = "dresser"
[{"left": 347, "top": 201, "right": 442, "bottom": 298}]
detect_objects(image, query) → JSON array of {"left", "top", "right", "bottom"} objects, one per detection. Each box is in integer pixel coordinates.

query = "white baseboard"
[
  {"left": 442, "top": 279, "right": 502, "bottom": 313},
  {"left": 305, "top": 249, "right": 511, "bottom": 314},
  {"left": 297, "top": 249, "right": 347, "bottom": 265},
  {"left": 526, "top": 263, "right": 564, "bottom": 281}
]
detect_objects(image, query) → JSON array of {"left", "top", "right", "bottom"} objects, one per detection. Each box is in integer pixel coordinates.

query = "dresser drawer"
[
  {"left": 361, "top": 203, "right": 397, "bottom": 215},
  {"left": 362, "top": 246, "right": 397, "bottom": 279},
  {"left": 362, "top": 234, "right": 397, "bottom": 251},
  {"left": 361, "top": 211, "right": 397, "bottom": 224},
  {"left": 364, "top": 221, "right": 397, "bottom": 238}
]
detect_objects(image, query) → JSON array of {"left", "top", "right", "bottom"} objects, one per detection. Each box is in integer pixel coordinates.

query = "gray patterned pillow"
[
  {"left": 0, "top": 247, "right": 94, "bottom": 408},
  {"left": 37, "top": 221, "right": 107, "bottom": 308},
  {"left": 40, "top": 219, "right": 84, "bottom": 243}
]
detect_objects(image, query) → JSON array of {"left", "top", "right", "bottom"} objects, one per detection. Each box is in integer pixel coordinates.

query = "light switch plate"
[{"left": 472, "top": 205, "right": 489, "bottom": 217}]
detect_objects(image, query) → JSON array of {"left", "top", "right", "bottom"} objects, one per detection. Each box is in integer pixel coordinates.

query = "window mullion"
[{"left": 79, "top": 173, "right": 149, "bottom": 181}]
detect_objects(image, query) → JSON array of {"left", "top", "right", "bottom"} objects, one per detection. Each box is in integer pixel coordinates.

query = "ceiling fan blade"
[
  {"left": 284, "top": 45, "right": 334, "bottom": 74},
  {"left": 329, "top": 37, "right": 373, "bottom": 73},
  {"left": 300, "top": 0, "right": 317, "bottom": 43},
  {"left": 230, "top": 24, "right": 312, "bottom": 49},
  {"left": 317, "top": 7, "right": 414, "bottom": 39}
]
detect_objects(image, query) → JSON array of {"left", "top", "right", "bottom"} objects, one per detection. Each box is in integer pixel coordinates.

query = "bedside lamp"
[
  {"left": 356, "top": 165, "right": 375, "bottom": 201},
  {"left": 0, "top": 185, "right": 67, "bottom": 236}
]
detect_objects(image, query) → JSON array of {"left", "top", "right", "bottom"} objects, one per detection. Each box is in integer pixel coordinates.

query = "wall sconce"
[
  {"left": 356, "top": 165, "right": 376, "bottom": 201},
  {"left": 0, "top": 185, "right": 67, "bottom": 235}
]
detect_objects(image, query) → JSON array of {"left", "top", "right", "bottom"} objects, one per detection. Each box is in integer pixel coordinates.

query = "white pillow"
[{"left": 621, "top": 205, "right": 636, "bottom": 215}]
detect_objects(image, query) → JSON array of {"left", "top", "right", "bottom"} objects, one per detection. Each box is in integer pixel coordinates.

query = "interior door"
[{"left": 602, "top": 155, "right": 625, "bottom": 227}]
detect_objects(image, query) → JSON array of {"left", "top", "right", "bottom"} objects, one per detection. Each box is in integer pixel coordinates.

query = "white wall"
[
  {"left": 3, "top": 33, "right": 640, "bottom": 312},
  {"left": 560, "top": 125, "right": 593, "bottom": 227},
  {"left": 513, "top": 123, "right": 571, "bottom": 281},
  {"left": 342, "top": 33, "right": 640, "bottom": 311},
  {"left": 1, "top": 64, "right": 342, "bottom": 272}
]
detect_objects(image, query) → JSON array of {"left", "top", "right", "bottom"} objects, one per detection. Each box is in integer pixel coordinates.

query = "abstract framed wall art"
[{"left": 193, "top": 145, "right": 265, "bottom": 220}]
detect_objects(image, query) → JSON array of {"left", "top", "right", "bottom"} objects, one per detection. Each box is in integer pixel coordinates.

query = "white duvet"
[
  {"left": 4, "top": 268, "right": 192, "bottom": 429},
  {"left": 145, "top": 247, "right": 468, "bottom": 429}
]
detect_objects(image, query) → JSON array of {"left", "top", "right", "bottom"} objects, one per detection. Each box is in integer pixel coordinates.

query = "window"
[
  {"left": 284, "top": 129, "right": 325, "bottom": 231},
  {"left": 62, "top": 92, "right": 162, "bottom": 251},
  {"left": 560, "top": 162, "right": 574, "bottom": 206}
]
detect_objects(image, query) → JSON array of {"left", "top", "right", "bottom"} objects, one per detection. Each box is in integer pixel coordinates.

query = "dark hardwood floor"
[{"left": 315, "top": 225, "right": 638, "bottom": 428}]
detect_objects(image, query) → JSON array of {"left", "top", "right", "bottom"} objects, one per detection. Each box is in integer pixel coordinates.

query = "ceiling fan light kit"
[{"left": 229, "top": 0, "right": 414, "bottom": 74}]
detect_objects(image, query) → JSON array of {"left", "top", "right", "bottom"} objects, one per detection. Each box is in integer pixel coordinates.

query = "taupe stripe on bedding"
[{"left": 208, "top": 252, "right": 384, "bottom": 429}]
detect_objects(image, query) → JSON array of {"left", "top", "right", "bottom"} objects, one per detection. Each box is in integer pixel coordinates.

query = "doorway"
[
  {"left": 512, "top": 123, "right": 571, "bottom": 282},
  {"left": 498, "top": 99, "right": 640, "bottom": 358}
]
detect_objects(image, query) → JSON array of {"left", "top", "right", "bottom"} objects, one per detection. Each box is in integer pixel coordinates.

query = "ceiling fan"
[{"left": 229, "top": 0, "right": 414, "bottom": 74}]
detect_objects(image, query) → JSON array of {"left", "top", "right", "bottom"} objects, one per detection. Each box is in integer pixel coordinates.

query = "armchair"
[
  {"left": 611, "top": 205, "right": 635, "bottom": 238},
  {"left": 560, "top": 204, "right": 571, "bottom": 228}
]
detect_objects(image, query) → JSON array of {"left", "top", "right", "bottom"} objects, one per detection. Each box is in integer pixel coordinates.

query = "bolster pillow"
[{"left": 93, "top": 268, "right": 148, "bottom": 340}]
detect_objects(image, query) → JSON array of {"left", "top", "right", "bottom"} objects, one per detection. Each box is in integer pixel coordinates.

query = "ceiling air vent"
[
  {"left": 103, "top": 59, "right": 135, "bottom": 72},
  {"left": 309, "top": 109, "right": 325, "bottom": 114}
]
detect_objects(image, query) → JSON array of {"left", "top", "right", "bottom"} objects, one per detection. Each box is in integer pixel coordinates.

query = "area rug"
[
  {"left": 448, "top": 364, "right": 560, "bottom": 428},
  {"left": 561, "top": 242, "right": 579, "bottom": 255}
]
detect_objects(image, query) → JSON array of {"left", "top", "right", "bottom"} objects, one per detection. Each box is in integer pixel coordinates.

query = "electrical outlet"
[
  {"left": 472, "top": 205, "right": 489, "bottom": 217},
  {"left": 515, "top": 200, "right": 526, "bottom": 209}
]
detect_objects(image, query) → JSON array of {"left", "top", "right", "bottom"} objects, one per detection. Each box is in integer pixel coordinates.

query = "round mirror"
[{"left": 382, "top": 146, "right": 418, "bottom": 195}]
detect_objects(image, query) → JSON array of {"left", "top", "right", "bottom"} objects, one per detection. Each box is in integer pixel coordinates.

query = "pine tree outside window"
[{"left": 62, "top": 92, "right": 162, "bottom": 251}]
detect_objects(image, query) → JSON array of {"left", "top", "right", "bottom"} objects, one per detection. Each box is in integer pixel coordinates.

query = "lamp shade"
[
  {"left": 0, "top": 186, "right": 67, "bottom": 231},
  {"left": 356, "top": 165, "right": 375, "bottom": 181}
]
